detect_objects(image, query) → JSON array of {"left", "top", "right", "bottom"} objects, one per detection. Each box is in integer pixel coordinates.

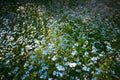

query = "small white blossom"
[
  {"left": 87, "top": 62, "right": 94, "bottom": 66},
  {"left": 34, "top": 39, "right": 39, "bottom": 44},
  {"left": 85, "top": 40, "right": 89, "bottom": 45},
  {"left": 52, "top": 55, "right": 58, "bottom": 61},
  {"left": 92, "top": 77, "right": 97, "bottom": 80},
  {"left": 75, "top": 59, "right": 81, "bottom": 65},
  {"left": 48, "top": 78, "right": 53, "bottom": 80},
  {"left": 84, "top": 51, "right": 89, "bottom": 57},
  {"left": 82, "top": 45, "right": 86, "bottom": 49},
  {"left": 17, "top": 6, "right": 25, "bottom": 11},
  {"left": 91, "top": 46, "right": 97, "bottom": 54},
  {"left": 106, "top": 45, "right": 113, "bottom": 52},
  {"left": 10, "top": 36, "right": 14, "bottom": 41},
  {"left": 69, "top": 63, "right": 77, "bottom": 68},
  {"left": 40, "top": 74, "right": 47, "bottom": 79},
  {"left": 41, "top": 38, "right": 46, "bottom": 43},
  {"left": 56, "top": 63, "right": 65, "bottom": 71},
  {"left": 63, "top": 57, "right": 67, "bottom": 61},
  {"left": 42, "top": 49, "right": 49, "bottom": 55},
  {"left": 24, "top": 61, "right": 29, "bottom": 67},
  {"left": 99, "top": 54, "right": 103, "bottom": 57},
  {"left": 53, "top": 71, "right": 63, "bottom": 77},
  {"left": 76, "top": 69, "right": 81, "bottom": 72},
  {"left": 48, "top": 43, "right": 54, "bottom": 49},
  {"left": 96, "top": 68, "right": 102, "bottom": 74},
  {"left": 91, "top": 57, "right": 99, "bottom": 61},
  {"left": 82, "top": 65, "right": 90, "bottom": 72},
  {"left": 74, "top": 43, "right": 79, "bottom": 46},
  {"left": 59, "top": 42, "right": 66, "bottom": 49},
  {"left": 71, "top": 50, "right": 78, "bottom": 56},
  {"left": 26, "top": 45, "right": 32, "bottom": 50},
  {"left": 5, "top": 53, "right": 11, "bottom": 58}
]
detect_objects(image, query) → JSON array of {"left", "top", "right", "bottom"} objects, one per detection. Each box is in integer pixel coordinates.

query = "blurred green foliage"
[{"left": 0, "top": 0, "right": 120, "bottom": 80}]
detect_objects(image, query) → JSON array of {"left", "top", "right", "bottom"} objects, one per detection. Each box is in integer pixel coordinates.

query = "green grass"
[{"left": 0, "top": 0, "right": 120, "bottom": 80}]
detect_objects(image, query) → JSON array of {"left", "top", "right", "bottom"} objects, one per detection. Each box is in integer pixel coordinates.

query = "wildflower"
[
  {"left": 111, "top": 70, "right": 115, "bottom": 75},
  {"left": 84, "top": 51, "right": 89, "bottom": 57},
  {"left": 25, "top": 71, "right": 30, "bottom": 76},
  {"left": 13, "top": 67, "right": 19, "bottom": 72},
  {"left": 85, "top": 40, "right": 89, "bottom": 45},
  {"left": 96, "top": 68, "right": 102, "bottom": 74},
  {"left": 28, "top": 65, "right": 33, "bottom": 71},
  {"left": 63, "top": 57, "right": 67, "bottom": 61},
  {"left": 42, "top": 49, "right": 49, "bottom": 55},
  {"left": 59, "top": 42, "right": 66, "bottom": 49},
  {"left": 53, "top": 71, "right": 63, "bottom": 77},
  {"left": 92, "top": 77, "right": 97, "bottom": 80},
  {"left": 106, "top": 45, "right": 113, "bottom": 52},
  {"left": 69, "top": 63, "right": 77, "bottom": 68},
  {"left": 52, "top": 55, "right": 58, "bottom": 61},
  {"left": 75, "top": 76, "right": 80, "bottom": 80},
  {"left": 48, "top": 43, "right": 54, "bottom": 49},
  {"left": 56, "top": 63, "right": 65, "bottom": 71},
  {"left": 99, "top": 54, "right": 103, "bottom": 57},
  {"left": 82, "top": 65, "right": 90, "bottom": 72},
  {"left": 48, "top": 78, "right": 53, "bottom": 80},
  {"left": 91, "top": 57, "right": 99, "bottom": 63},
  {"left": 26, "top": 45, "right": 32, "bottom": 50},
  {"left": 5, "top": 53, "right": 11, "bottom": 58},
  {"left": 75, "top": 59, "right": 81, "bottom": 65},
  {"left": 30, "top": 55, "right": 36, "bottom": 60},
  {"left": 42, "top": 66, "right": 48, "bottom": 70},
  {"left": 4, "top": 60, "right": 10, "bottom": 65},
  {"left": 87, "top": 62, "right": 94, "bottom": 66},
  {"left": 37, "top": 69, "right": 42, "bottom": 75},
  {"left": 24, "top": 61, "right": 29, "bottom": 67},
  {"left": 91, "top": 46, "right": 97, "bottom": 54},
  {"left": 76, "top": 69, "right": 81, "bottom": 72},
  {"left": 21, "top": 74, "right": 26, "bottom": 80},
  {"left": 40, "top": 75, "right": 47, "bottom": 79},
  {"left": 74, "top": 43, "right": 79, "bottom": 46},
  {"left": 82, "top": 45, "right": 86, "bottom": 49},
  {"left": 41, "top": 38, "right": 46, "bottom": 43},
  {"left": 71, "top": 50, "right": 78, "bottom": 56},
  {"left": 17, "top": 6, "right": 25, "bottom": 11},
  {"left": 83, "top": 19, "right": 87, "bottom": 23},
  {"left": 34, "top": 39, "right": 39, "bottom": 44},
  {"left": 7, "top": 36, "right": 14, "bottom": 41},
  {"left": 40, "top": 71, "right": 47, "bottom": 79}
]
